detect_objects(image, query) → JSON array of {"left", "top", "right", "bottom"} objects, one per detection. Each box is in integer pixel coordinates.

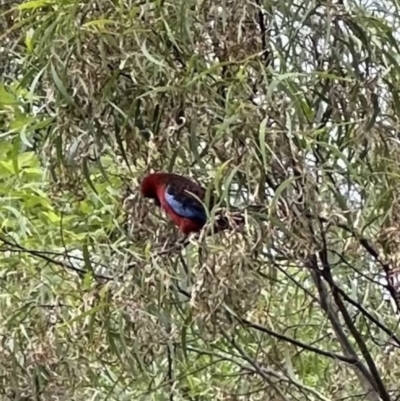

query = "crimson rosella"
[{"left": 140, "top": 172, "right": 244, "bottom": 235}]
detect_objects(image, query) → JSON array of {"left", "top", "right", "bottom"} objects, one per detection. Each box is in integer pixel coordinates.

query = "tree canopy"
[{"left": 1, "top": 0, "right": 400, "bottom": 400}]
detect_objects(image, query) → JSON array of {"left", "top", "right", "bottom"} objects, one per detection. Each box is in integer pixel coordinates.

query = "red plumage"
[{"left": 140, "top": 172, "right": 210, "bottom": 234}]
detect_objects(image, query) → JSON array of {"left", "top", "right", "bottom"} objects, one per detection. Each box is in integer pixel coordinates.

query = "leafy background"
[{"left": 1, "top": 0, "right": 400, "bottom": 400}]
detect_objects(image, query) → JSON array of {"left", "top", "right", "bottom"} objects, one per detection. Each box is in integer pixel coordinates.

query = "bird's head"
[{"left": 140, "top": 173, "right": 171, "bottom": 206}]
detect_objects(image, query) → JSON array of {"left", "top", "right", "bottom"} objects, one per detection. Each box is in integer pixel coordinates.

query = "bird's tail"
[
  {"left": 209, "top": 204, "right": 269, "bottom": 233},
  {"left": 211, "top": 209, "right": 246, "bottom": 233}
]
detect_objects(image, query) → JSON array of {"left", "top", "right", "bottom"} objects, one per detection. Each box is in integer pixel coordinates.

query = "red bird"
[{"left": 140, "top": 172, "right": 211, "bottom": 234}]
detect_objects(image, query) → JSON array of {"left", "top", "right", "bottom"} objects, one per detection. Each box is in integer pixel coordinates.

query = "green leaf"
[
  {"left": 140, "top": 39, "right": 165, "bottom": 68},
  {"left": 82, "top": 157, "right": 98, "bottom": 195},
  {"left": 0, "top": 84, "right": 17, "bottom": 106},
  {"left": 18, "top": 0, "right": 51, "bottom": 10},
  {"left": 50, "top": 62, "right": 74, "bottom": 105}
]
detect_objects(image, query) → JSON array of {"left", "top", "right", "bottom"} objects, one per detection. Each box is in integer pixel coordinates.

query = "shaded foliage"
[{"left": 1, "top": 0, "right": 400, "bottom": 400}]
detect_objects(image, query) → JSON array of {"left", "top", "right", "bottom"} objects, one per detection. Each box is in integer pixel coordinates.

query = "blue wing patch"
[{"left": 165, "top": 185, "right": 207, "bottom": 223}]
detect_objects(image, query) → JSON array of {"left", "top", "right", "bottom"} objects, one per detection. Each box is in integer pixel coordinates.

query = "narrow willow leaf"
[
  {"left": 50, "top": 62, "right": 74, "bottom": 105},
  {"left": 0, "top": 84, "right": 17, "bottom": 106},
  {"left": 82, "top": 157, "right": 98, "bottom": 195}
]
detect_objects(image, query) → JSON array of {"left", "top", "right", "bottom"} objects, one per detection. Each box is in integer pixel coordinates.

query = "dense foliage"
[{"left": 1, "top": 0, "right": 400, "bottom": 399}]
